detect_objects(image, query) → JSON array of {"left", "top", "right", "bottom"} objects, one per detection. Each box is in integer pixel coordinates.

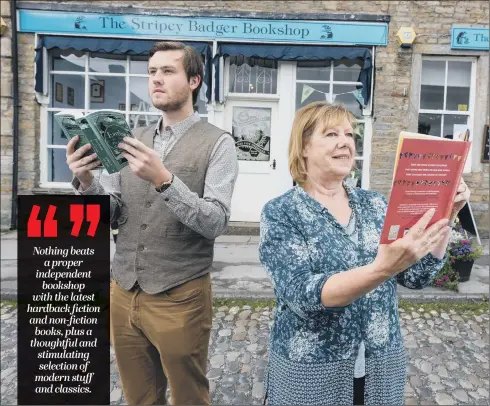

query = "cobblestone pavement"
[{"left": 1, "top": 301, "right": 489, "bottom": 405}]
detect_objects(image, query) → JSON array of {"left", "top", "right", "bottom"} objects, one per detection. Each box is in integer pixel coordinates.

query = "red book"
[{"left": 380, "top": 132, "right": 471, "bottom": 244}]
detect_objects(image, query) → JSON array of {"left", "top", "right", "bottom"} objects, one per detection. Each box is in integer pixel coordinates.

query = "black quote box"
[{"left": 17, "top": 195, "right": 110, "bottom": 405}]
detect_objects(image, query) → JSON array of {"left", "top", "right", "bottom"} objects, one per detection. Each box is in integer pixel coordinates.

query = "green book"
[{"left": 55, "top": 110, "right": 134, "bottom": 174}]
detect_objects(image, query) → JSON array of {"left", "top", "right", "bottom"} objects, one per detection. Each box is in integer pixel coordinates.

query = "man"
[{"left": 67, "top": 41, "right": 239, "bottom": 405}]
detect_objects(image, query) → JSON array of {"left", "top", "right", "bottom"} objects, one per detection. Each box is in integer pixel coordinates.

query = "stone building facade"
[{"left": 1, "top": 1, "right": 489, "bottom": 237}]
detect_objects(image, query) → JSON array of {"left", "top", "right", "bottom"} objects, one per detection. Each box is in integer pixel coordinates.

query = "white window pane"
[
  {"left": 345, "top": 159, "right": 363, "bottom": 188},
  {"left": 129, "top": 114, "right": 160, "bottom": 130},
  {"left": 47, "top": 148, "right": 72, "bottom": 182},
  {"left": 51, "top": 74, "right": 85, "bottom": 109},
  {"left": 296, "top": 61, "right": 331, "bottom": 81},
  {"left": 333, "top": 58, "right": 363, "bottom": 82},
  {"left": 89, "top": 76, "right": 127, "bottom": 110},
  {"left": 421, "top": 60, "right": 445, "bottom": 86},
  {"left": 420, "top": 84, "right": 445, "bottom": 110},
  {"left": 195, "top": 71, "right": 208, "bottom": 115},
  {"left": 130, "top": 56, "right": 148, "bottom": 74},
  {"left": 354, "top": 122, "right": 364, "bottom": 157},
  {"left": 48, "top": 111, "right": 71, "bottom": 145},
  {"left": 89, "top": 54, "right": 126, "bottom": 74},
  {"left": 418, "top": 113, "right": 442, "bottom": 137},
  {"left": 296, "top": 83, "right": 330, "bottom": 110},
  {"left": 443, "top": 114, "right": 468, "bottom": 139},
  {"left": 446, "top": 61, "right": 471, "bottom": 111},
  {"left": 420, "top": 60, "right": 445, "bottom": 110},
  {"left": 51, "top": 50, "right": 85, "bottom": 72},
  {"left": 228, "top": 57, "right": 277, "bottom": 94},
  {"left": 129, "top": 77, "right": 159, "bottom": 113},
  {"left": 332, "top": 84, "right": 363, "bottom": 119}
]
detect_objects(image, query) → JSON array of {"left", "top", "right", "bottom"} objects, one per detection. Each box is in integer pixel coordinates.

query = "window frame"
[
  {"left": 418, "top": 55, "right": 477, "bottom": 173},
  {"left": 292, "top": 59, "right": 374, "bottom": 189},
  {"left": 223, "top": 57, "right": 281, "bottom": 102},
  {"left": 39, "top": 51, "right": 209, "bottom": 188}
]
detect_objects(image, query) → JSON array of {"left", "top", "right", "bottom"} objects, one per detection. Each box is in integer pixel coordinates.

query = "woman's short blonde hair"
[{"left": 288, "top": 101, "right": 357, "bottom": 186}]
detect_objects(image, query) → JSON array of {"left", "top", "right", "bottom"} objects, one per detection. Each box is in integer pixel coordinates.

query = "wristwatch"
[{"left": 154, "top": 174, "right": 174, "bottom": 193}]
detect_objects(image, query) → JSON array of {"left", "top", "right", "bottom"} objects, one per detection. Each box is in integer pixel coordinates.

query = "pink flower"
[{"left": 462, "top": 240, "right": 470, "bottom": 245}]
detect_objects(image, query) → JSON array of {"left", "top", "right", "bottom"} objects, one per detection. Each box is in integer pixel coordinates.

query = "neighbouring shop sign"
[
  {"left": 18, "top": 9, "right": 388, "bottom": 46},
  {"left": 451, "top": 26, "right": 489, "bottom": 50}
]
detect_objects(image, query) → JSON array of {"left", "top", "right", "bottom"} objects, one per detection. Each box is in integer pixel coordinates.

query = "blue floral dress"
[{"left": 259, "top": 183, "right": 446, "bottom": 405}]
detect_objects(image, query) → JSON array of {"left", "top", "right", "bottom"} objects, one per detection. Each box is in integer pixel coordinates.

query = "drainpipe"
[{"left": 9, "top": 0, "right": 19, "bottom": 230}]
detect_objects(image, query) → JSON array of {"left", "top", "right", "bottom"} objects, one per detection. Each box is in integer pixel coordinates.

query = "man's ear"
[{"left": 189, "top": 75, "right": 201, "bottom": 90}]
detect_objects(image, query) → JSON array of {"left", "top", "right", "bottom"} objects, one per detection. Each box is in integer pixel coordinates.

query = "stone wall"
[
  {"left": 1, "top": 1, "right": 489, "bottom": 236},
  {"left": 1, "top": 0, "right": 13, "bottom": 228}
]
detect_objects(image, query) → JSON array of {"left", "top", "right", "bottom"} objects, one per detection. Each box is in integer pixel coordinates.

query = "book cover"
[
  {"left": 54, "top": 112, "right": 93, "bottom": 160},
  {"left": 380, "top": 132, "right": 471, "bottom": 244},
  {"left": 84, "top": 110, "right": 133, "bottom": 168},
  {"left": 55, "top": 110, "right": 134, "bottom": 174},
  {"left": 77, "top": 117, "right": 119, "bottom": 174}
]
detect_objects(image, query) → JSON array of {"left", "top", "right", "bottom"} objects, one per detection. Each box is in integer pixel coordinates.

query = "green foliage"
[
  {"left": 431, "top": 259, "right": 459, "bottom": 291},
  {"left": 431, "top": 226, "right": 484, "bottom": 291},
  {"left": 398, "top": 299, "right": 488, "bottom": 314}
]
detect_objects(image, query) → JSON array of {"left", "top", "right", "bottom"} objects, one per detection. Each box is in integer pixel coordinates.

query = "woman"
[{"left": 259, "top": 101, "right": 470, "bottom": 405}]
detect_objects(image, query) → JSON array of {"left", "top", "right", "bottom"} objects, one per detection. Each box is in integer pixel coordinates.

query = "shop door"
[{"left": 225, "top": 99, "right": 285, "bottom": 222}]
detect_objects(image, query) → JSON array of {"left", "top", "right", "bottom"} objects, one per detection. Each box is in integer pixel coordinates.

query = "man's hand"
[
  {"left": 66, "top": 136, "right": 100, "bottom": 190},
  {"left": 118, "top": 137, "right": 172, "bottom": 186}
]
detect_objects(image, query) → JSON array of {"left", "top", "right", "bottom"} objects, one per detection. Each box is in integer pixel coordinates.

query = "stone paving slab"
[{"left": 1, "top": 302, "right": 489, "bottom": 405}]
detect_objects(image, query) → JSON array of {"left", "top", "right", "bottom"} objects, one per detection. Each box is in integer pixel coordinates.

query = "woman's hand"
[
  {"left": 374, "top": 208, "right": 451, "bottom": 278},
  {"left": 450, "top": 178, "right": 471, "bottom": 222}
]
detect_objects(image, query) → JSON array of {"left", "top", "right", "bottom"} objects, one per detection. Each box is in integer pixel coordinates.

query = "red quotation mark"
[
  {"left": 70, "top": 204, "right": 100, "bottom": 237},
  {"left": 27, "top": 205, "right": 57, "bottom": 237},
  {"left": 27, "top": 204, "right": 100, "bottom": 238}
]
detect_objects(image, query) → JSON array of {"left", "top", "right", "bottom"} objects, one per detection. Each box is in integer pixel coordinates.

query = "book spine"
[
  {"left": 444, "top": 143, "right": 471, "bottom": 219},
  {"left": 79, "top": 121, "right": 118, "bottom": 174}
]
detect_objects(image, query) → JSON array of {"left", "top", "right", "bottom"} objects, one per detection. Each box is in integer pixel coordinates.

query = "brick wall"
[{"left": 2, "top": 1, "right": 489, "bottom": 236}]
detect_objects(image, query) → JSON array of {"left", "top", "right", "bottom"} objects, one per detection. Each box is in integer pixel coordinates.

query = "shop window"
[
  {"left": 418, "top": 58, "right": 473, "bottom": 138},
  {"left": 418, "top": 57, "right": 475, "bottom": 172},
  {"left": 42, "top": 51, "right": 208, "bottom": 186},
  {"left": 295, "top": 59, "right": 370, "bottom": 188},
  {"left": 228, "top": 56, "right": 278, "bottom": 94}
]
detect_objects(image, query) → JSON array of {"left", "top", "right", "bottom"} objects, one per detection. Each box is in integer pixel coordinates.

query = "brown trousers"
[{"left": 110, "top": 273, "right": 213, "bottom": 405}]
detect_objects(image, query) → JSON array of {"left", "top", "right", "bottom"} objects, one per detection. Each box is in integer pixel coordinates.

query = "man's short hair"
[{"left": 149, "top": 41, "right": 204, "bottom": 106}]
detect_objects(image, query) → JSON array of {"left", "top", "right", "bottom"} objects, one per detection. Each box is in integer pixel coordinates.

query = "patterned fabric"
[
  {"left": 265, "top": 344, "right": 406, "bottom": 405},
  {"left": 265, "top": 350, "right": 356, "bottom": 405},
  {"left": 341, "top": 212, "right": 365, "bottom": 379},
  {"left": 72, "top": 112, "right": 238, "bottom": 239},
  {"left": 259, "top": 183, "right": 447, "bottom": 405}
]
